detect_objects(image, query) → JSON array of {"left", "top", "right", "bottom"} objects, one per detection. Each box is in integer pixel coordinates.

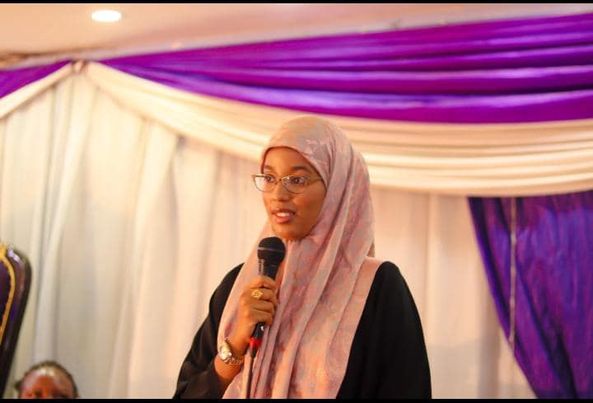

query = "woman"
[
  {"left": 174, "top": 115, "right": 431, "bottom": 398},
  {"left": 15, "top": 360, "right": 79, "bottom": 399}
]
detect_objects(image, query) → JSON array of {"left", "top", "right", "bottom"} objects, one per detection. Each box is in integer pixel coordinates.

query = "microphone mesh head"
[{"left": 257, "top": 237, "right": 286, "bottom": 266}]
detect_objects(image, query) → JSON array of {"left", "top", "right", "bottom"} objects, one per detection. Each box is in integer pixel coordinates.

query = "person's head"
[
  {"left": 256, "top": 145, "right": 327, "bottom": 241},
  {"left": 255, "top": 116, "right": 344, "bottom": 241},
  {"left": 15, "top": 360, "right": 78, "bottom": 399},
  {"left": 254, "top": 115, "right": 370, "bottom": 243}
]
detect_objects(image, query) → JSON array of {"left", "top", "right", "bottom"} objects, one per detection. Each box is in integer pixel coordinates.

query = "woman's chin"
[{"left": 271, "top": 225, "right": 298, "bottom": 241}]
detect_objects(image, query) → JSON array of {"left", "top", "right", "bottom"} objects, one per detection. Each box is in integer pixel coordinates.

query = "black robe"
[{"left": 174, "top": 261, "right": 431, "bottom": 398}]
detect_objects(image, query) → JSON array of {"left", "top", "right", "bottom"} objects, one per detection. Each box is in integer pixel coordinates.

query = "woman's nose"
[{"left": 272, "top": 180, "right": 291, "bottom": 200}]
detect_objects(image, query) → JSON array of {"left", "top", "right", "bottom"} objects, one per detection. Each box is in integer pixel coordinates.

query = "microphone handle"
[
  {"left": 249, "top": 262, "right": 279, "bottom": 356},
  {"left": 261, "top": 262, "right": 280, "bottom": 279},
  {"left": 249, "top": 323, "right": 265, "bottom": 357},
  {"left": 252, "top": 322, "right": 265, "bottom": 341},
  {"left": 253, "top": 261, "right": 279, "bottom": 338}
]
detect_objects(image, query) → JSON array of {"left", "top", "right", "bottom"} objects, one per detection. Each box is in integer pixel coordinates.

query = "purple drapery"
[
  {"left": 101, "top": 11, "right": 593, "bottom": 123},
  {"left": 0, "top": 61, "right": 69, "bottom": 98},
  {"left": 469, "top": 192, "right": 593, "bottom": 398}
]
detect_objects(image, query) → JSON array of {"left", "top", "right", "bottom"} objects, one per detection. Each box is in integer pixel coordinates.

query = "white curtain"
[
  {"left": 11, "top": 61, "right": 593, "bottom": 397},
  {"left": 85, "top": 62, "right": 593, "bottom": 197}
]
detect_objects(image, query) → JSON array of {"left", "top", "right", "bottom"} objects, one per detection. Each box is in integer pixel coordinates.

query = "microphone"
[
  {"left": 249, "top": 236, "right": 286, "bottom": 355},
  {"left": 246, "top": 237, "right": 285, "bottom": 398}
]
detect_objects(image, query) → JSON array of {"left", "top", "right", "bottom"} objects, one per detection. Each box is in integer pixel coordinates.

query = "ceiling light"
[{"left": 91, "top": 9, "right": 122, "bottom": 23}]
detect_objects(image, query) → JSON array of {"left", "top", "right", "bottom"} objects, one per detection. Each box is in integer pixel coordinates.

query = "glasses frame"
[{"left": 251, "top": 173, "right": 323, "bottom": 194}]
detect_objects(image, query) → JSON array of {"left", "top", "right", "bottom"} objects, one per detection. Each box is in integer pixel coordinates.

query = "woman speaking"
[{"left": 174, "top": 115, "right": 431, "bottom": 398}]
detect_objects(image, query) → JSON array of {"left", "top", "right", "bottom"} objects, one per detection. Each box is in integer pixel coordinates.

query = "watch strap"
[{"left": 219, "top": 338, "right": 244, "bottom": 365}]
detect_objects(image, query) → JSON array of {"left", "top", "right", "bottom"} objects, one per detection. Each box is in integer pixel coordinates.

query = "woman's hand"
[{"left": 227, "top": 275, "right": 279, "bottom": 357}]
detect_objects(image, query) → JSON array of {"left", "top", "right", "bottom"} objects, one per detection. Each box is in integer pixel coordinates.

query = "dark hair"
[{"left": 14, "top": 360, "right": 79, "bottom": 398}]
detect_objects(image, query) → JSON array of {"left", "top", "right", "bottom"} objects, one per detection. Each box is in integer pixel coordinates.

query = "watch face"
[
  {"left": 219, "top": 340, "right": 243, "bottom": 365},
  {"left": 220, "top": 345, "right": 231, "bottom": 361}
]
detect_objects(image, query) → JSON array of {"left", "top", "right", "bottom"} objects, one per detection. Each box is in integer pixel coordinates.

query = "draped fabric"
[
  {"left": 469, "top": 192, "right": 593, "bottom": 398},
  {"left": 100, "top": 12, "right": 593, "bottom": 123},
  {"left": 0, "top": 61, "right": 68, "bottom": 98},
  {"left": 0, "top": 63, "right": 73, "bottom": 119},
  {"left": 0, "top": 70, "right": 269, "bottom": 398},
  {"left": 0, "top": 68, "right": 534, "bottom": 399},
  {"left": 2, "top": 9, "right": 593, "bottom": 399},
  {"left": 83, "top": 63, "right": 593, "bottom": 196},
  {"left": 0, "top": 60, "right": 532, "bottom": 397}
]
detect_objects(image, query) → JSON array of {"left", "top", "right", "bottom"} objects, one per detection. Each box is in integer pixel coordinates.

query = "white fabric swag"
[
  {"left": 5, "top": 60, "right": 589, "bottom": 397},
  {"left": 85, "top": 62, "right": 593, "bottom": 197}
]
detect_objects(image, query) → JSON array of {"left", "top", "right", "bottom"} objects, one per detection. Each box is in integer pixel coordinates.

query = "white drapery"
[
  {"left": 7, "top": 60, "right": 593, "bottom": 397},
  {"left": 85, "top": 62, "right": 593, "bottom": 197}
]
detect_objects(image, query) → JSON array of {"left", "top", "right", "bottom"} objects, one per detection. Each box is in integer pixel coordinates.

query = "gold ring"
[{"left": 251, "top": 289, "right": 263, "bottom": 300}]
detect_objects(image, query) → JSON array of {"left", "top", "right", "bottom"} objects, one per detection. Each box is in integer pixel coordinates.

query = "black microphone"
[
  {"left": 249, "top": 236, "right": 285, "bottom": 355},
  {"left": 246, "top": 237, "right": 285, "bottom": 398}
]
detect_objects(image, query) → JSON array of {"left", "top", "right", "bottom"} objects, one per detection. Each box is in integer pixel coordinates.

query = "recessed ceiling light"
[{"left": 91, "top": 9, "right": 122, "bottom": 23}]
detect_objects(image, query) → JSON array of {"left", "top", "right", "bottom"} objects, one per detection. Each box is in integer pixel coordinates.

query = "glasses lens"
[
  {"left": 283, "top": 176, "right": 306, "bottom": 194},
  {"left": 253, "top": 175, "right": 267, "bottom": 192},
  {"left": 253, "top": 175, "right": 312, "bottom": 193}
]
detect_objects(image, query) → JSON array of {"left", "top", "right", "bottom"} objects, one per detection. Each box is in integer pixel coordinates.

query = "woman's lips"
[{"left": 272, "top": 209, "right": 295, "bottom": 224}]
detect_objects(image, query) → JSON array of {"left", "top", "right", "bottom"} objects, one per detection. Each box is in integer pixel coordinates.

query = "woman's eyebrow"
[
  {"left": 290, "top": 165, "right": 312, "bottom": 173},
  {"left": 262, "top": 164, "right": 312, "bottom": 173}
]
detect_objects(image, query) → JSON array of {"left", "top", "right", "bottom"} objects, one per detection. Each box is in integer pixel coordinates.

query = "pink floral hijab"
[{"left": 219, "top": 115, "right": 381, "bottom": 398}]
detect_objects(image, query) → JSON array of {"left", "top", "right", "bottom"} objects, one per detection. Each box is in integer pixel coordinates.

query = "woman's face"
[
  {"left": 262, "top": 147, "right": 326, "bottom": 241},
  {"left": 18, "top": 368, "right": 75, "bottom": 399}
]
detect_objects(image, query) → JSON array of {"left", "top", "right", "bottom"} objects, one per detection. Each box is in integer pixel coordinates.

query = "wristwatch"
[{"left": 218, "top": 338, "right": 244, "bottom": 365}]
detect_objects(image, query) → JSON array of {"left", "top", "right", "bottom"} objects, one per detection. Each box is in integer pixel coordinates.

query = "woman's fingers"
[
  {"left": 232, "top": 276, "right": 280, "bottom": 343},
  {"left": 248, "top": 286, "right": 278, "bottom": 305},
  {"left": 247, "top": 275, "right": 277, "bottom": 292},
  {"left": 247, "top": 304, "right": 276, "bottom": 326}
]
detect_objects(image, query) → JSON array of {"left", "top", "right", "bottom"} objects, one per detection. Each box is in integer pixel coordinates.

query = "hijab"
[{"left": 219, "top": 115, "right": 381, "bottom": 398}]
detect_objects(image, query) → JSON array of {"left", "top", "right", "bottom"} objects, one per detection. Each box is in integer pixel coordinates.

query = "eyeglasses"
[{"left": 252, "top": 174, "right": 323, "bottom": 194}]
